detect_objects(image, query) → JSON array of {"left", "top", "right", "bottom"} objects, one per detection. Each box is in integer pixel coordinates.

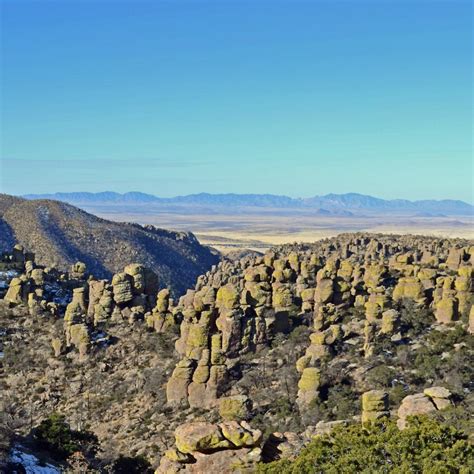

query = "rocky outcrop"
[
  {"left": 2, "top": 234, "right": 472, "bottom": 434},
  {"left": 162, "top": 233, "right": 473, "bottom": 410},
  {"left": 146, "top": 289, "right": 177, "bottom": 333},
  {"left": 156, "top": 421, "right": 262, "bottom": 473},
  {"left": 397, "top": 387, "right": 452, "bottom": 429}
]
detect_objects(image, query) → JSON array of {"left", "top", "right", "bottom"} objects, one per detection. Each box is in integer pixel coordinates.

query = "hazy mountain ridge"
[{"left": 23, "top": 191, "right": 474, "bottom": 215}]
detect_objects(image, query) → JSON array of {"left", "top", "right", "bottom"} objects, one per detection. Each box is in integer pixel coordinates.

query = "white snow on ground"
[
  {"left": 44, "top": 284, "right": 72, "bottom": 307},
  {"left": 0, "top": 270, "right": 19, "bottom": 289},
  {"left": 0, "top": 270, "right": 19, "bottom": 278},
  {"left": 10, "top": 446, "right": 61, "bottom": 474}
]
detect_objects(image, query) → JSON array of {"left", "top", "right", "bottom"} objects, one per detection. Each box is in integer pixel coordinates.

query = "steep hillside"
[{"left": 0, "top": 194, "right": 219, "bottom": 296}]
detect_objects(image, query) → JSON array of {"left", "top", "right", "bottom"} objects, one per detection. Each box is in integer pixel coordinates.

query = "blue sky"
[{"left": 1, "top": 0, "right": 472, "bottom": 201}]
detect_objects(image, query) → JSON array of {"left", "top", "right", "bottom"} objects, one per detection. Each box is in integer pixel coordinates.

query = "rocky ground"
[{"left": 0, "top": 233, "right": 473, "bottom": 472}]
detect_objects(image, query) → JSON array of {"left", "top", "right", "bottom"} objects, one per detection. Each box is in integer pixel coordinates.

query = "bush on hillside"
[
  {"left": 32, "top": 413, "right": 99, "bottom": 461},
  {"left": 258, "top": 416, "right": 473, "bottom": 474}
]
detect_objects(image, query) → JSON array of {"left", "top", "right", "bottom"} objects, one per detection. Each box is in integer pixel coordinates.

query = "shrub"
[
  {"left": 32, "top": 413, "right": 98, "bottom": 461},
  {"left": 258, "top": 416, "right": 473, "bottom": 474},
  {"left": 112, "top": 455, "right": 153, "bottom": 473}
]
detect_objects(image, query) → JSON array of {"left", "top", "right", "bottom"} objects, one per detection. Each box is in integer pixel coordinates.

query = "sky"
[{"left": 0, "top": 0, "right": 472, "bottom": 202}]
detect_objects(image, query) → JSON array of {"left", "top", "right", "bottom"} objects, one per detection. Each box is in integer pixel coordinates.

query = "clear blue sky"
[{"left": 1, "top": 0, "right": 472, "bottom": 201}]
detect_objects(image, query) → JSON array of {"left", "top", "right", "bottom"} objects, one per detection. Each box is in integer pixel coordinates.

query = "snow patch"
[
  {"left": 0, "top": 270, "right": 19, "bottom": 289},
  {"left": 10, "top": 446, "right": 61, "bottom": 473}
]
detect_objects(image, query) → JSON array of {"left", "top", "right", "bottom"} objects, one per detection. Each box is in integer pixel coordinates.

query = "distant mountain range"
[{"left": 23, "top": 191, "right": 474, "bottom": 216}]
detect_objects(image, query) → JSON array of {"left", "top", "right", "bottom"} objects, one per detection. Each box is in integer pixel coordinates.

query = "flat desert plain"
[{"left": 72, "top": 203, "right": 474, "bottom": 254}]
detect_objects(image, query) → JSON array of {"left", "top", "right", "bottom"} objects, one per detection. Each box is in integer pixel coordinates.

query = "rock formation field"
[{"left": 1, "top": 232, "right": 473, "bottom": 472}]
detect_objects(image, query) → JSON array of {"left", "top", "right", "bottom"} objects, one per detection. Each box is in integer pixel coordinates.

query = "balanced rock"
[{"left": 112, "top": 272, "right": 134, "bottom": 304}]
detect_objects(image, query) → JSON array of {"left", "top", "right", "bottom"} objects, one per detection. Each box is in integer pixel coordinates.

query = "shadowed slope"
[{"left": 0, "top": 194, "right": 219, "bottom": 296}]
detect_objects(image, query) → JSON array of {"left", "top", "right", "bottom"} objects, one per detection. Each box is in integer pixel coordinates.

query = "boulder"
[
  {"left": 220, "top": 421, "right": 262, "bottom": 448},
  {"left": 175, "top": 422, "right": 230, "bottom": 453},
  {"left": 314, "top": 279, "right": 334, "bottom": 304},
  {"left": 218, "top": 395, "right": 251, "bottom": 421},
  {"left": 112, "top": 272, "right": 134, "bottom": 304},
  {"left": 397, "top": 393, "right": 436, "bottom": 429},
  {"left": 423, "top": 386, "right": 452, "bottom": 410},
  {"left": 380, "top": 309, "right": 399, "bottom": 334},
  {"left": 216, "top": 284, "right": 240, "bottom": 310},
  {"left": 4, "top": 277, "right": 24, "bottom": 304},
  {"left": 434, "top": 297, "right": 458, "bottom": 324}
]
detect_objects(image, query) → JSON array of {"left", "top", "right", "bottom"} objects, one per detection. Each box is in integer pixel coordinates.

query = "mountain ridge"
[{"left": 23, "top": 191, "right": 474, "bottom": 215}]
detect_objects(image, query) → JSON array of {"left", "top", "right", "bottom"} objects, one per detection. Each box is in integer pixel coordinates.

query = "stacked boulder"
[
  {"left": 156, "top": 421, "right": 262, "bottom": 473},
  {"left": 64, "top": 287, "right": 90, "bottom": 357},
  {"left": 146, "top": 288, "right": 176, "bottom": 332},
  {"left": 65, "top": 264, "right": 160, "bottom": 355},
  {"left": 361, "top": 390, "right": 389, "bottom": 424},
  {"left": 166, "top": 250, "right": 327, "bottom": 408}
]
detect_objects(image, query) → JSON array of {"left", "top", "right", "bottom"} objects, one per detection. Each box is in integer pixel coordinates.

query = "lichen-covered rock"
[
  {"left": 423, "top": 386, "right": 452, "bottom": 410},
  {"left": 380, "top": 309, "right": 399, "bottom": 334},
  {"left": 242, "top": 282, "right": 271, "bottom": 307},
  {"left": 88, "top": 279, "right": 107, "bottom": 318},
  {"left": 185, "top": 324, "right": 210, "bottom": 360},
  {"left": 155, "top": 288, "right": 170, "bottom": 312},
  {"left": 4, "top": 277, "right": 25, "bottom": 305},
  {"left": 30, "top": 268, "right": 44, "bottom": 286},
  {"left": 220, "top": 421, "right": 262, "bottom": 448},
  {"left": 93, "top": 289, "right": 114, "bottom": 326},
  {"left": 393, "top": 277, "right": 425, "bottom": 304},
  {"left": 66, "top": 323, "right": 90, "bottom": 357},
  {"left": 112, "top": 272, "right": 134, "bottom": 304},
  {"left": 70, "top": 261, "right": 87, "bottom": 279},
  {"left": 175, "top": 422, "right": 230, "bottom": 453},
  {"left": 218, "top": 395, "right": 251, "bottom": 421},
  {"left": 64, "top": 287, "right": 87, "bottom": 324},
  {"left": 216, "top": 284, "right": 240, "bottom": 310},
  {"left": 434, "top": 297, "right": 458, "bottom": 324},
  {"left": 361, "top": 390, "right": 389, "bottom": 423},
  {"left": 364, "top": 264, "right": 386, "bottom": 289},
  {"left": 297, "top": 367, "right": 321, "bottom": 406},
  {"left": 157, "top": 421, "right": 262, "bottom": 473}
]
